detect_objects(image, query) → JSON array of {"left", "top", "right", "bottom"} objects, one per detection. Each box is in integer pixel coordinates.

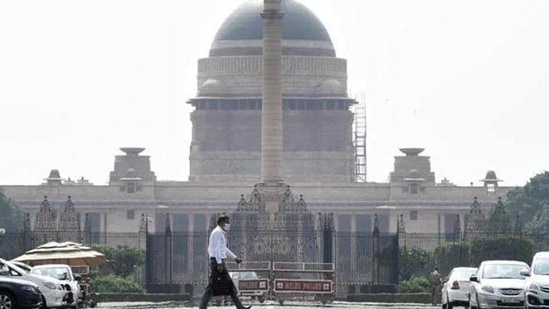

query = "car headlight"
[
  {"left": 529, "top": 283, "right": 540, "bottom": 292},
  {"left": 481, "top": 285, "right": 495, "bottom": 293},
  {"left": 44, "top": 282, "right": 57, "bottom": 290}
]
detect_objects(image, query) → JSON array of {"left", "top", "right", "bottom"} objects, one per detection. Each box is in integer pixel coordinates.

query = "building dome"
[
  {"left": 200, "top": 79, "right": 226, "bottom": 96},
  {"left": 210, "top": 0, "right": 335, "bottom": 57},
  {"left": 315, "top": 79, "right": 345, "bottom": 96}
]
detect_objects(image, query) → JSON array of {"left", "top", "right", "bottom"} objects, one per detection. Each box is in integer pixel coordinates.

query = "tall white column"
[{"left": 261, "top": 0, "right": 284, "bottom": 184}]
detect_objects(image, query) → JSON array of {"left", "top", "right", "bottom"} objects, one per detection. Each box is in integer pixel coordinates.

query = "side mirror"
[
  {"left": 470, "top": 275, "right": 479, "bottom": 282},
  {"left": 74, "top": 274, "right": 82, "bottom": 281},
  {"left": 520, "top": 270, "right": 531, "bottom": 277}
]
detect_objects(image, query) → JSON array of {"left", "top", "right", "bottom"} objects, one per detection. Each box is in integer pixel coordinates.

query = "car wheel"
[
  {"left": 0, "top": 291, "right": 16, "bottom": 309},
  {"left": 447, "top": 301, "right": 453, "bottom": 309},
  {"left": 442, "top": 303, "right": 447, "bottom": 309}
]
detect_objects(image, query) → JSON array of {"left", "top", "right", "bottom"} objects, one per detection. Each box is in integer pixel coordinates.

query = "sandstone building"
[{"left": 1, "top": 0, "right": 511, "bottom": 239}]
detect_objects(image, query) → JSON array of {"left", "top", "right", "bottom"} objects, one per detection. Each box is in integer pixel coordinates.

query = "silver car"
[
  {"left": 441, "top": 266, "right": 477, "bottom": 309},
  {"left": 469, "top": 260, "right": 529, "bottom": 309},
  {"left": 523, "top": 251, "right": 549, "bottom": 309}
]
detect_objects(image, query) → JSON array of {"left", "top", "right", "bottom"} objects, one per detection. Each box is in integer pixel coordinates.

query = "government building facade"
[{"left": 1, "top": 0, "right": 511, "bottom": 240}]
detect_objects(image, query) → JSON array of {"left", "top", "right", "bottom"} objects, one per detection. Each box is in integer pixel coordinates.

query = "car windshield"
[
  {"left": 31, "top": 267, "right": 70, "bottom": 280},
  {"left": 230, "top": 272, "right": 258, "bottom": 279},
  {"left": 451, "top": 268, "right": 477, "bottom": 280},
  {"left": 240, "top": 272, "right": 258, "bottom": 279},
  {"left": 482, "top": 263, "right": 528, "bottom": 279},
  {"left": 0, "top": 259, "right": 24, "bottom": 276},
  {"left": 533, "top": 258, "right": 549, "bottom": 275}
]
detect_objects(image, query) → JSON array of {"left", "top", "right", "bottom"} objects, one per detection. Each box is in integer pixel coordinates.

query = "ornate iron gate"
[{"left": 144, "top": 188, "right": 400, "bottom": 299}]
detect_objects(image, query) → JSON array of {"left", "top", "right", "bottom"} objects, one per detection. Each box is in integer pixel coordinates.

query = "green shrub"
[
  {"left": 93, "top": 274, "right": 145, "bottom": 294},
  {"left": 92, "top": 245, "right": 145, "bottom": 278},
  {"left": 397, "top": 275, "right": 430, "bottom": 293},
  {"left": 399, "top": 247, "right": 434, "bottom": 281}
]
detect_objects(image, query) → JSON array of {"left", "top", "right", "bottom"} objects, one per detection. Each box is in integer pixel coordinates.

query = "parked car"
[
  {"left": 469, "top": 260, "right": 529, "bottom": 309},
  {"left": 228, "top": 271, "right": 267, "bottom": 303},
  {"left": 523, "top": 251, "right": 549, "bottom": 308},
  {"left": 441, "top": 266, "right": 477, "bottom": 309},
  {"left": 31, "top": 264, "right": 82, "bottom": 308},
  {"left": 0, "top": 258, "right": 67, "bottom": 308},
  {"left": 0, "top": 276, "right": 43, "bottom": 309}
]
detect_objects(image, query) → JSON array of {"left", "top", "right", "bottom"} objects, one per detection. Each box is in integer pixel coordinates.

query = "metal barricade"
[
  {"left": 226, "top": 261, "right": 270, "bottom": 303},
  {"left": 272, "top": 262, "right": 335, "bottom": 305}
]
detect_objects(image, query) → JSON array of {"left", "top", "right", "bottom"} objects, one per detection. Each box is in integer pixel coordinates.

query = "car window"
[
  {"left": 533, "top": 258, "right": 549, "bottom": 275},
  {"left": 0, "top": 262, "right": 8, "bottom": 274},
  {"left": 240, "top": 272, "right": 258, "bottom": 279},
  {"left": 31, "top": 267, "right": 71, "bottom": 280},
  {"left": 482, "top": 264, "right": 528, "bottom": 279}
]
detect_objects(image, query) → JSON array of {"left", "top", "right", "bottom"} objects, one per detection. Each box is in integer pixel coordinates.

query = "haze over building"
[{"left": 1, "top": 0, "right": 510, "bottom": 245}]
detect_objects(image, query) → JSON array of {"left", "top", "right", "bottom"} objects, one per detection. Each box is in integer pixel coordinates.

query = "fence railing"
[{"left": 1, "top": 230, "right": 545, "bottom": 299}]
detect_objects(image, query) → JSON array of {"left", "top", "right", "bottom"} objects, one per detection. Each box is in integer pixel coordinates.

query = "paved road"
[{"left": 96, "top": 301, "right": 446, "bottom": 309}]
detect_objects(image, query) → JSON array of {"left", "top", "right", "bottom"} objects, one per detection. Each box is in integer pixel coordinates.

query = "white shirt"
[{"left": 208, "top": 225, "right": 237, "bottom": 263}]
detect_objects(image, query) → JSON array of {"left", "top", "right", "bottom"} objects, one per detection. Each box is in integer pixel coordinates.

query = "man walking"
[
  {"left": 429, "top": 266, "right": 442, "bottom": 305},
  {"left": 199, "top": 214, "right": 251, "bottom": 309}
]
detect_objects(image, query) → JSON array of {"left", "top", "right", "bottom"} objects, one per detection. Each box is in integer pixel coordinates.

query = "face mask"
[{"left": 223, "top": 223, "right": 231, "bottom": 231}]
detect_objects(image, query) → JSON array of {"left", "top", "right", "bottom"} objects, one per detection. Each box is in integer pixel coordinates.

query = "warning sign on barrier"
[
  {"left": 238, "top": 279, "right": 269, "bottom": 291},
  {"left": 274, "top": 279, "right": 333, "bottom": 293}
]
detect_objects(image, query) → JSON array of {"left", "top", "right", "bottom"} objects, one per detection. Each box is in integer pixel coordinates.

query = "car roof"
[
  {"left": 533, "top": 252, "right": 549, "bottom": 258},
  {"left": 480, "top": 260, "right": 528, "bottom": 265}
]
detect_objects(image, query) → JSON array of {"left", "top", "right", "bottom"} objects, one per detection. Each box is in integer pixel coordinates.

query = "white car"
[
  {"left": 0, "top": 258, "right": 67, "bottom": 308},
  {"left": 441, "top": 266, "right": 477, "bottom": 309},
  {"left": 469, "top": 260, "right": 529, "bottom": 309},
  {"left": 31, "top": 264, "right": 82, "bottom": 308},
  {"left": 523, "top": 251, "right": 549, "bottom": 308}
]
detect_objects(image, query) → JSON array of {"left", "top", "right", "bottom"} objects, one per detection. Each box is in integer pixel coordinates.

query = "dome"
[
  {"left": 316, "top": 79, "right": 344, "bottom": 96},
  {"left": 210, "top": 0, "right": 335, "bottom": 57},
  {"left": 215, "top": 0, "right": 332, "bottom": 42},
  {"left": 200, "top": 79, "right": 226, "bottom": 95}
]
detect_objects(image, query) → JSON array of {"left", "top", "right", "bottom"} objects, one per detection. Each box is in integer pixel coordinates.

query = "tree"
[
  {"left": 0, "top": 189, "right": 24, "bottom": 232},
  {"left": 486, "top": 198, "right": 511, "bottom": 234},
  {"left": 506, "top": 171, "right": 549, "bottom": 234},
  {"left": 92, "top": 245, "right": 145, "bottom": 278},
  {"left": 526, "top": 204, "right": 549, "bottom": 235}
]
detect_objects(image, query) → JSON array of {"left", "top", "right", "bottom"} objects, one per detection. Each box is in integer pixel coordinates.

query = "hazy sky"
[{"left": 0, "top": 0, "right": 548, "bottom": 186}]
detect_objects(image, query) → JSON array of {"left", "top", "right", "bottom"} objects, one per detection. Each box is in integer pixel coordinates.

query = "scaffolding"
[{"left": 352, "top": 93, "right": 367, "bottom": 182}]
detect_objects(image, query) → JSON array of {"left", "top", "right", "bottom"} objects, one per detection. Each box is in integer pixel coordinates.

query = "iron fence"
[{"left": 3, "top": 230, "right": 549, "bottom": 299}]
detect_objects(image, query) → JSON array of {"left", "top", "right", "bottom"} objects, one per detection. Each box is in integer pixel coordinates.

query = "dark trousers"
[{"left": 199, "top": 258, "right": 246, "bottom": 309}]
